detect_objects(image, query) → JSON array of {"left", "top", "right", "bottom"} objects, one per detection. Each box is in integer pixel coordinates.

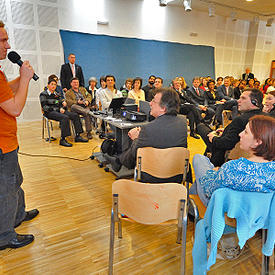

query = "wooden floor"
[{"left": 0, "top": 120, "right": 273, "bottom": 275}]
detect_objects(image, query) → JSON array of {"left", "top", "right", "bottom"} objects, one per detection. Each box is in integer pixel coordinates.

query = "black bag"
[{"left": 101, "top": 138, "right": 118, "bottom": 156}]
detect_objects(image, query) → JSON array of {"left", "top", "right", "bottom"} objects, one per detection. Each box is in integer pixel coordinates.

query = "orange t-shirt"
[{"left": 0, "top": 70, "right": 18, "bottom": 153}]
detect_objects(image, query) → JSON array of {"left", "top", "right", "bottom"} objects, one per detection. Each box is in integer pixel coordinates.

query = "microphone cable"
[{"left": 18, "top": 145, "right": 100, "bottom": 161}]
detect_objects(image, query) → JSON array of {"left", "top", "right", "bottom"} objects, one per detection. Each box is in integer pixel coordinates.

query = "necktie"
[
  {"left": 196, "top": 88, "right": 200, "bottom": 96},
  {"left": 71, "top": 64, "right": 75, "bottom": 77}
]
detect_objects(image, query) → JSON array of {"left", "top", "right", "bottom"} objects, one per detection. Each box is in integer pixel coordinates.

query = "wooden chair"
[
  {"left": 192, "top": 189, "right": 274, "bottom": 275},
  {"left": 222, "top": 110, "right": 232, "bottom": 127},
  {"left": 134, "top": 147, "right": 190, "bottom": 186},
  {"left": 109, "top": 179, "right": 188, "bottom": 275}
]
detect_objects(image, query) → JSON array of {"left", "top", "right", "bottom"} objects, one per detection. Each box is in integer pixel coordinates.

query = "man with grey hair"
[
  {"left": 105, "top": 88, "right": 188, "bottom": 177},
  {"left": 0, "top": 21, "right": 39, "bottom": 250}
]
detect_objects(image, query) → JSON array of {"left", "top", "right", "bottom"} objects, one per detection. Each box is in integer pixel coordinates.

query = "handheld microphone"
[{"left": 8, "top": 51, "right": 39, "bottom": 81}]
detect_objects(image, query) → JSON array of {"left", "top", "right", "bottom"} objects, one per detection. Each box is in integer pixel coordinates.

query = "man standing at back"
[
  {"left": 60, "top": 53, "right": 85, "bottom": 91},
  {"left": 142, "top": 75, "right": 156, "bottom": 101},
  {"left": 0, "top": 21, "right": 39, "bottom": 250}
]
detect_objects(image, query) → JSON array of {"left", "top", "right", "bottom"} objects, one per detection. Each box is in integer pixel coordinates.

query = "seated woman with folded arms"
[
  {"left": 128, "top": 77, "right": 145, "bottom": 105},
  {"left": 190, "top": 115, "right": 275, "bottom": 206}
]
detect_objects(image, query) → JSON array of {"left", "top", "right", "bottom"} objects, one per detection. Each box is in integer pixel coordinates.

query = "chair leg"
[
  {"left": 42, "top": 117, "right": 45, "bottom": 140},
  {"left": 108, "top": 210, "right": 115, "bottom": 275},
  {"left": 118, "top": 219, "right": 122, "bottom": 239},
  {"left": 180, "top": 199, "right": 187, "bottom": 275},
  {"left": 261, "top": 229, "right": 270, "bottom": 275},
  {"left": 46, "top": 119, "right": 51, "bottom": 143}
]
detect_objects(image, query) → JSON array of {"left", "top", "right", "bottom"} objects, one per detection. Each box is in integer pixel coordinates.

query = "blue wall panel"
[{"left": 60, "top": 30, "right": 215, "bottom": 88}]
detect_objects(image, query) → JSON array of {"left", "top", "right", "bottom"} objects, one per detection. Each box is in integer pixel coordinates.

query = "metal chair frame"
[
  {"left": 42, "top": 115, "right": 54, "bottom": 142},
  {"left": 108, "top": 180, "right": 188, "bottom": 275}
]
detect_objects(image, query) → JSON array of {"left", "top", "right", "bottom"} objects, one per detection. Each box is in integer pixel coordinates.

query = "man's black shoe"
[
  {"left": 15, "top": 209, "right": 39, "bottom": 228},
  {"left": 87, "top": 131, "right": 93, "bottom": 139},
  {"left": 75, "top": 135, "right": 88, "bottom": 143},
  {"left": 60, "top": 139, "right": 73, "bottom": 147},
  {"left": 104, "top": 154, "right": 122, "bottom": 172},
  {"left": 0, "top": 234, "right": 34, "bottom": 250},
  {"left": 190, "top": 132, "right": 200, "bottom": 139}
]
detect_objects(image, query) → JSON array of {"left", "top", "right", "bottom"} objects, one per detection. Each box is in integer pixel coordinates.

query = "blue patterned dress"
[{"left": 200, "top": 158, "right": 275, "bottom": 199}]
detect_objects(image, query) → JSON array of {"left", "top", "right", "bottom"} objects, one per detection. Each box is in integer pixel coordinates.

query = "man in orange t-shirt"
[{"left": 0, "top": 21, "right": 39, "bottom": 250}]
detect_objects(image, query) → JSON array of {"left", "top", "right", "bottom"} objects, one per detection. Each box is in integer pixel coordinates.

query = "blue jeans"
[
  {"left": 190, "top": 154, "right": 214, "bottom": 206},
  {"left": 0, "top": 149, "right": 26, "bottom": 245}
]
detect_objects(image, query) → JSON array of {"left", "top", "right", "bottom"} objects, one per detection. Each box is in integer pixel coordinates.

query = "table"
[{"left": 90, "top": 112, "right": 148, "bottom": 178}]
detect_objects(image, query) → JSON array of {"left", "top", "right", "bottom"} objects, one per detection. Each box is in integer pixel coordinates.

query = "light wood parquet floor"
[{"left": 0, "top": 120, "right": 273, "bottom": 275}]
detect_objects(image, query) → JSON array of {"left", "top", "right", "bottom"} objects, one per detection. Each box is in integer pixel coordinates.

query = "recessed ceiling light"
[{"left": 246, "top": 0, "right": 253, "bottom": 2}]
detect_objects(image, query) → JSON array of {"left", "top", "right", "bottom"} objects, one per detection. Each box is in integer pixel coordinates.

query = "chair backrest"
[
  {"left": 112, "top": 179, "right": 187, "bottom": 224},
  {"left": 136, "top": 147, "right": 190, "bottom": 182}
]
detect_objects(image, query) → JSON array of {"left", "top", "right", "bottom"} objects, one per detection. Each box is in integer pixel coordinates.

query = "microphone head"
[{"left": 8, "top": 51, "right": 21, "bottom": 63}]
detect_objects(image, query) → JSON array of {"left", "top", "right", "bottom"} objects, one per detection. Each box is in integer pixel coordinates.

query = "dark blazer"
[
  {"left": 268, "top": 107, "right": 275, "bottom": 118},
  {"left": 233, "top": 87, "right": 243, "bottom": 100},
  {"left": 187, "top": 87, "right": 207, "bottom": 106},
  {"left": 204, "top": 90, "right": 218, "bottom": 105},
  {"left": 40, "top": 89, "right": 64, "bottom": 115},
  {"left": 174, "top": 89, "right": 192, "bottom": 104},
  {"left": 212, "top": 109, "right": 262, "bottom": 151},
  {"left": 119, "top": 114, "right": 188, "bottom": 169},
  {"left": 60, "top": 63, "right": 85, "bottom": 90},
  {"left": 242, "top": 72, "right": 254, "bottom": 84},
  {"left": 216, "top": 85, "right": 234, "bottom": 101}
]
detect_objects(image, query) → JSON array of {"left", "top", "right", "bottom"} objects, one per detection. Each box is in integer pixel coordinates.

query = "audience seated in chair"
[
  {"left": 104, "top": 88, "right": 188, "bottom": 175},
  {"left": 39, "top": 79, "right": 88, "bottom": 147},
  {"left": 191, "top": 115, "right": 275, "bottom": 207},
  {"left": 65, "top": 77, "right": 93, "bottom": 139},
  {"left": 263, "top": 90, "right": 275, "bottom": 118},
  {"left": 172, "top": 78, "right": 201, "bottom": 139},
  {"left": 186, "top": 77, "right": 215, "bottom": 124},
  {"left": 197, "top": 88, "right": 263, "bottom": 167}
]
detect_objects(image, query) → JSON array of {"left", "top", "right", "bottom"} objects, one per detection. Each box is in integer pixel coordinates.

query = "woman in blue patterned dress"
[{"left": 191, "top": 115, "right": 275, "bottom": 206}]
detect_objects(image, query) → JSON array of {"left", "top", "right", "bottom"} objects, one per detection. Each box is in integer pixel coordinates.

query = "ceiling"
[{"left": 168, "top": 0, "right": 275, "bottom": 21}]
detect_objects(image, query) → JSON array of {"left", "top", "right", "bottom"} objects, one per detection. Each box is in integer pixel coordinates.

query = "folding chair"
[{"left": 109, "top": 179, "right": 188, "bottom": 275}]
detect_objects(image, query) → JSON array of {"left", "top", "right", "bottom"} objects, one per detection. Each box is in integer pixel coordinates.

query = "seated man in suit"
[
  {"left": 215, "top": 76, "right": 238, "bottom": 126},
  {"left": 60, "top": 53, "right": 85, "bottom": 91},
  {"left": 187, "top": 77, "right": 215, "bottom": 124},
  {"left": 197, "top": 88, "right": 263, "bottom": 167},
  {"left": 40, "top": 79, "right": 88, "bottom": 146},
  {"left": 233, "top": 79, "right": 246, "bottom": 100},
  {"left": 104, "top": 88, "right": 188, "bottom": 174},
  {"left": 65, "top": 77, "right": 93, "bottom": 139},
  {"left": 172, "top": 79, "right": 201, "bottom": 139},
  {"left": 242, "top": 67, "right": 254, "bottom": 84},
  {"left": 147, "top": 77, "right": 163, "bottom": 102}
]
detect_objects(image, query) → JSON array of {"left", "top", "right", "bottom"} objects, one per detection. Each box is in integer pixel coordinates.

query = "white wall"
[{"left": 0, "top": 0, "right": 274, "bottom": 121}]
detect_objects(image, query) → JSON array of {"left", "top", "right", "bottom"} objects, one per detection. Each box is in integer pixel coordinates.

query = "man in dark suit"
[
  {"left": 104, "top": 88, "right": 188, "bottom": 172},
  {"left": 197, "top": 88, "right": 263, "bottom": 166},
  {"left": 215, "top": 76, "right": 238, "bottom": 125},
  {"left": 233, "top": 79, "right": 246, "bottom": 100},
  {"left": 242, "top": 67, "right": 254, "bottom": 84},
  {"left": 172, "top": 79, "right": 200, "bottom": 139},
  {"left": 187, "top": 77, "right": 215, "bottom": 123},
  {"left": 60, "top": 53, "right": 85, "bottom": 91}
]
